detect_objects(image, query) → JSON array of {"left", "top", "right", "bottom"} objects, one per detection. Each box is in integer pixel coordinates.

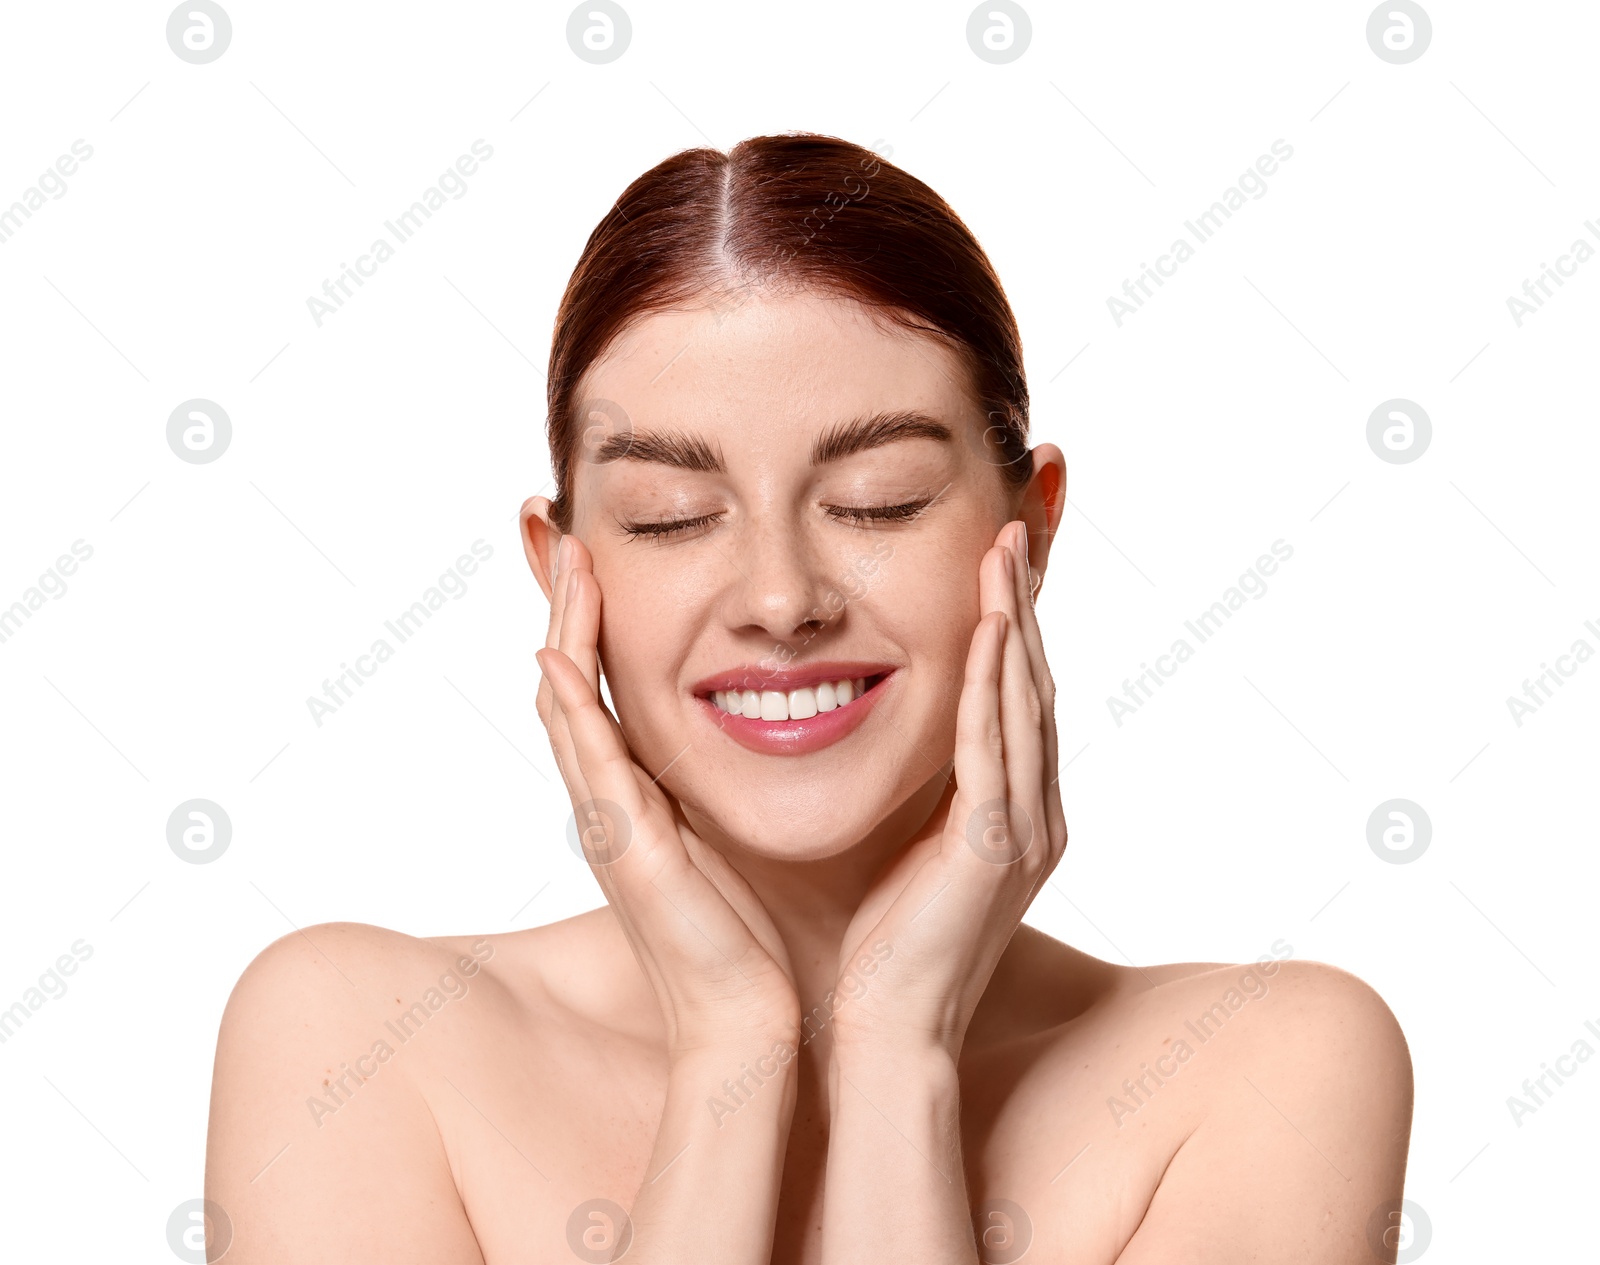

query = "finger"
[
  {"left": 557, "top": 549, "right": 602, "bottom": 699},
  {"left": 1002, "top": 522, "right": 1057, "bottom": 767},
  {"left": 987, "top": 537, "right": 1045, "bottom": 871},
  {"left": 536, "top": 645, "right": 653, "bottom": 848},
  {"left": 539, "top": 569, "right": 583, "bottom": 790},
  {"left": 951, "top": 584, "right": 1010, "bottom": 860},
  {"left": 535, "top": 631, "right": 595, "bottom": 809},
  {"left": 1002, "top": 522, "right": 1067, "bottom": 865},
  {"left": 536, "top": 537, "right": 574, "bottom": 731}
]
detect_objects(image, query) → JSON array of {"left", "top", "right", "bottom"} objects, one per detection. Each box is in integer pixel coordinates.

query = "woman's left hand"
[{"left": 829, "top": 519, "right": 1067, "bottom": 1062}]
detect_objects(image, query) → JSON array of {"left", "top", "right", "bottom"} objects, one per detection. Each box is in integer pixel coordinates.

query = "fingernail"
[
  {"left": 553, "top": 535, "right": 568, "bottom": 581},
  {"left": 1002, "top": 547, "right": 1015, "bottom": 580}
]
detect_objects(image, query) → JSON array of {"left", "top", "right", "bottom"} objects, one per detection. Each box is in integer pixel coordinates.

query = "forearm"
[
  {"left": 821, "top": 1041, "right": 976, "bottom": 1263},
  {"left": 623, "top": 1037, "right": 799, "bottom": 1264}
]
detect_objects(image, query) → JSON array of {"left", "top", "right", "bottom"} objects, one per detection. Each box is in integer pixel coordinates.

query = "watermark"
[
  {"left": 1366, "top": 799, "right": 1430, "bottom": 865},
  {"left": 0, "top": 940, "right": 93, "bottom": 1046},
  {"left": 305, "top": 939, "right": 493, "bottom": 1126},
  {"left": 965, "top": 798, "right": 1035, "bottom": 864},
  {"left": 1105, "top": 940, "right": 1294, "bottom": 1127},
  {"left": 1504, "top": 220, "right": 1600, "bottom": 327},
  {"left": 972, "top": 1197, "right": 1032, "bottom": 1263},
  {"left": 574, "top": 398, "right": 633, "bottom": 465},
  {"left": 167, "top": 2, "right": 232, "bottom": 64},
  {"left": 966, "top": 2, "right": 1031, "bottom": 65},
  {"left": 165, "top": 1197, "right": 232, "bottom": 1262},
  {"left": 167, "top": 798, "right": 232, "bottom": 864},
  {"left": 305, "top": 540, "right": 494, "bottom": 727},
  {"left": 305, "top": 140, "right": 495, "bottom": 327},
  {"left": 167, "top": 398, "right": 231, "bottom": 464},
  {"left": 566, "top": 2, "right": 631, "bottom": 64},
  {"left": 1106, "top": 140, "right": 1294, "bottom": 327},
  {"left": 707, "top": 139, "right": 895, "bottom": 333},
  {"left": 1366, "top": 399, "right": 1430, "bottom": 465},
  {"left": 0, "top": 139, "right": 94, "bottom": 247},
  {"left": 804, "top": 940, "right": 892, "bottom": 1046},
  {"left": 703, "top": 1037, "right": 798, "bottom": 1128},
  {"left": 1106, "top": 539, "right": 1294, "bottom": 727},
  {"left": 1505, "top": 1015, "right": 1600, "bottom": 1128},
  {"left": 567, "top": 798, "right": 633, "bottom": 865},
  {"left": 1366, "top": 2, "right": 1431, "bottom": 65},
  {"left": 1504, "top": 618, "right": 1599, "bottom": 727},
  {"left": 704, "top": 939, "right": 892, "bottom": 1127},
  {"left": 566, "top": 1197, "right": 633, "bottom": 1261},
  {"left": 0, "top": 538, "right": 93, "bottom": 647},
  {"left": 1365, "top": 1197, "right": 1431, "bottom": 1262}
]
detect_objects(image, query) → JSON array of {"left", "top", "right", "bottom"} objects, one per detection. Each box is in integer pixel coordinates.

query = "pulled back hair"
[{"left": 544, "top": 132, "right": 1031, "bottom": 533}]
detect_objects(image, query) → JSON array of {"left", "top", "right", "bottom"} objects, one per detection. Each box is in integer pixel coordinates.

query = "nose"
[{"left": 719, "top": 519, "right": 842, "bottom": 646}]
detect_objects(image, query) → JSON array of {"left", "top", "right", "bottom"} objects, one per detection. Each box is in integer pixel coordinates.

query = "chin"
[
  {"left": 667, "top": 779, "right": 878, "bottom": 860},
  {"left": 672, "top": 754, "right": 947, "bottom": 865}
]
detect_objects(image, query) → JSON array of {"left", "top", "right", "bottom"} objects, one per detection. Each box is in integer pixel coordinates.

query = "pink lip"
[{"left": 694, "top": 668, "right": 897, "bottom": 757}]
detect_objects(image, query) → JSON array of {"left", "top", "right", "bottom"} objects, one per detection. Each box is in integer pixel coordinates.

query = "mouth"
[
  {"left": 690, "top": 664, "right": 897, "bottom": 756},
  {"left": 704, "top": 670, "right": 891, "bottom": 721}
]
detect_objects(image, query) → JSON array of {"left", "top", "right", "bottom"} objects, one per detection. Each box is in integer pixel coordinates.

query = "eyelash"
[{"left": 618, "top": 497, "right": 937, "bottom": 541}]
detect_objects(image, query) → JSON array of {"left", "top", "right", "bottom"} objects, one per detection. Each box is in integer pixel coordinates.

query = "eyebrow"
[{"left": 590, "top": 409, "right": 954, "bottom": 472}]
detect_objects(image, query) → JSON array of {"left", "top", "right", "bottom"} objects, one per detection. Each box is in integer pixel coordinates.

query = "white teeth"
[{"left": 710, "top": 676, "right": 878, "bottom": 721}]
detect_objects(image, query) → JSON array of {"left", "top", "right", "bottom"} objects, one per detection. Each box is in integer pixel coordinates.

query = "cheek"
[
  {"left": 869, "top": 553, "right": 983, "bottom": 682},
  {"left": 594, "top": 587, "right": 663, "bottom": 684},
  {"left": 590, "top": 555, "right": 711, "bottom": 698}
]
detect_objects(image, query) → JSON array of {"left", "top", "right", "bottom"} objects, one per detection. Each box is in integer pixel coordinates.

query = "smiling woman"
[{"left": 205, "top": 133, "right": 1414, "bottom": 1265}]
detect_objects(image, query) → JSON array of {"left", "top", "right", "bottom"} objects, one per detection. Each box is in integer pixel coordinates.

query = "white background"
[{"left": 1, "top": 1, "right": 1595, "bottom": 1259}]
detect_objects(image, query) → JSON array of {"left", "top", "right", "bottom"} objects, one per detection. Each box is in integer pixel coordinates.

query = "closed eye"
[
  {"left": 617, "top": 497, "right": 938, "bottom": 541},
  {"left": 616, "top": 510, "right": 722, "bottom": 541},
  {"left": 824, "top": 497, "right": 937, "bottom": 526}
]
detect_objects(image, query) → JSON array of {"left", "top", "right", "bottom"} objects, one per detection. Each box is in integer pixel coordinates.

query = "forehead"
[{"left": 579, "top": 288, "right": 977, "bottom": 439}]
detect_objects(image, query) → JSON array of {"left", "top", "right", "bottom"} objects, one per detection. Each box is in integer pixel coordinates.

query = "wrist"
[
  {"left": 670, "top": 1037, "right": 800, "bottom": 1130},
  {"left": 828, "top": 1037, "right": 961, "bottom": 1129},
  {"left": 667, "top": 1002, "right": 804, "bottom": 1068},
  {"left": 669, "top": 1031, "right": 802, "bottom": 1086},
  {"left": 829, "top": 1025, "right": 961, "bottom": 1079},
  {"left": 829, "top": 1014, "right": 963, "bottom": 1069}
]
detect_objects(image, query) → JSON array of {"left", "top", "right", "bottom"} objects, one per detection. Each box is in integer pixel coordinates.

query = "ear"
[
  {"left": 519, "top": 495, "right": 562, "bottom": 601},
  {"left": 1019, "top": 444, "right": 1066, "bottom": 598}
]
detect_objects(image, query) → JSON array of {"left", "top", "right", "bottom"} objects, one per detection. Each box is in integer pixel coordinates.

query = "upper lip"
[{"left": 689, "top": 660, "right": 897, "bottom": 696}]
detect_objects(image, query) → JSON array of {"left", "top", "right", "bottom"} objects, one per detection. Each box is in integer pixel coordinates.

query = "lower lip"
[{"left": 696, "top": 674, "right": 894, "bottom": 756}]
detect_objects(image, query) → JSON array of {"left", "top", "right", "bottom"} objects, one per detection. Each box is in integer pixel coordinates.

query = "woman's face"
[{"left": 531, "top": 287, "right": 1057, "bottom": 861}]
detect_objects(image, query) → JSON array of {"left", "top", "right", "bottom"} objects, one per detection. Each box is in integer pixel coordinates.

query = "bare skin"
[{"left": 206, "top": 288, "right": 1413, "bottom": 1263}]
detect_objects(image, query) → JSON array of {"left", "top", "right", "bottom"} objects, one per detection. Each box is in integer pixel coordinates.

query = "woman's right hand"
[{"left": 535, "top": 534, "right": 801, "bottom": 1061}]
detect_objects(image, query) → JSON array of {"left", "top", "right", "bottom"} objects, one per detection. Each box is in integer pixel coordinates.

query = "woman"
[{"left": 206, "top": 133, "right": 1413, "bottom": 1263}]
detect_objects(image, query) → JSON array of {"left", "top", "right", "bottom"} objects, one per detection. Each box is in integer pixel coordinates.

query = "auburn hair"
[{"left": 544, "top": 132, "right": 1031, "bottom": 533}]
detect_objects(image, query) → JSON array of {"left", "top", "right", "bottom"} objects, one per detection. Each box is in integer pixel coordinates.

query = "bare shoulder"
[
  {"left": 205, "top": 921, "right": 531, "bottom": 1264},
  {"left": 1116, "top": 952, "right": 1412, "bottom": 1076},
  {"left": 1108, "top": 954, "right": 1414, "bottom": 1263}
]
